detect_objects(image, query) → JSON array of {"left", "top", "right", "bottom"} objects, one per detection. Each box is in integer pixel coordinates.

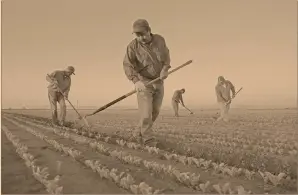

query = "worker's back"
[{"left": 172, "top": 90, "right": 182, "bottom": 101}]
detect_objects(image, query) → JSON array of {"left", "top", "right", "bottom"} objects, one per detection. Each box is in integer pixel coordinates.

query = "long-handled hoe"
[
  {"left": 47, "top": 75, "right": 91, "bottom": 129},
  {"left": 179, "top": 103, "right": 194, "bottom": 115},
  {"left": 84, "top": 60, "right": 194, "bottom": 126},
  {"left": 213, "top": 87, "right": 243, "bottom": 121}
]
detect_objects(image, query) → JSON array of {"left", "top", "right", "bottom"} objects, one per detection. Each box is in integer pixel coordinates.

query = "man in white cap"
[
  {"left": 46, "top": 66, "right": 75, "bottom": 126},
  {"left": 172, "top": 88, "right": 186, "bottom": 117},
  {"left": 215, "top": 76, "right": 236, "bottom": 122},
  {"left": 123, "top": 19, "right": 171, "bottom": 144}
]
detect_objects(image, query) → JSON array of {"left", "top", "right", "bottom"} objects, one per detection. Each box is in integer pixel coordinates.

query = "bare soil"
[{"left": 1, "top": 109, "right": 297, "bottom": 194}]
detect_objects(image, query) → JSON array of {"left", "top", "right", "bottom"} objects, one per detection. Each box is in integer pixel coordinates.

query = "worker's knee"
[{"left": 60, "top": 103, "right": 66, "bottom": 110}]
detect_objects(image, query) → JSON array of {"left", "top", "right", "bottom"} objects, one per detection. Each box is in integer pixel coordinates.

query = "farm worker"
[
  {"left": 171, "top": 88, "right": 186, "bottom": 117},
  {"left": 46, "top": 66, "right": 75, "bottom": 126},
  {"left": 123, "top": 19, "right": 171, "bottom": 144},
  {"left": 215, "top": 76, "right": 236, "bottom": 122}
]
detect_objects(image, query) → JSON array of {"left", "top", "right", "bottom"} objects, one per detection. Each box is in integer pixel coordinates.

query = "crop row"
[
  {"left": 8, "top": 115, "right": 256, "bottom": 194},
  {"left": 9, "top": 114, "right": 295, "bottom": 190},
  {"left": 1, "top": 125, "right": 63, "bottom": 194},
  {"left": 151, "top": 131, "right": 297, "bottom": 156},
  {"left": 4, "top": 116, "right": 160, "bottom": 195},
  {"left": 93, "top": 120, "right": 297, "bottom": 153},
  {"left": 150, "top": 128, "right": 297, "bottom": 151},
  {"left": 89, "top": 120, "right": 297, "bottom": 179},
  {"left": 149, "top": 131, "right": 297, "bottom": 179},
  {"left": 95, "top": 117, "right": 297, "bottom": 135}
]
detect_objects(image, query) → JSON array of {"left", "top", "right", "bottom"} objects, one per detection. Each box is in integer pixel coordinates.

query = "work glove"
[
  {"left": 232, "top": 93, "right": 236, "bottom": 98},
  {"left": 134, "top": 81, "right": 146, "bottom": 92},
  {"left": 160, "top": 68, "right": 169, "bottom": 80}
]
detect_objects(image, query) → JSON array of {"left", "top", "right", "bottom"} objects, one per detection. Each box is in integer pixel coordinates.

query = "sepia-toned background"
[{"left": 1, "top": 0, "right": 297, "bottom": 109}]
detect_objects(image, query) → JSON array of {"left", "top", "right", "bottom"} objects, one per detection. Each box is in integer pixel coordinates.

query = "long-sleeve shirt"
[
  {"left": 172, "top": 90, "right": 184, "bottom": 103},
  {"left": 123, "top": 34, "right": 171, "bottom": 83},
  {"left": 46, "top": 70, "right": 71, "bottom": 96},
  {"left": 215, "top": 80, "right": 235, "bottom": 103}
]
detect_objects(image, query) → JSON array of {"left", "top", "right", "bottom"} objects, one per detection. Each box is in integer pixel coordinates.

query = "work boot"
[{"left": 142, "top": 133, "right": 155, "bottom": 145}]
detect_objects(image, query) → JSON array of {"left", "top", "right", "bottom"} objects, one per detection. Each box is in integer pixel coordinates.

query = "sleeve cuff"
[{"left": 163, "top": 65, "right": 171, "bottom": 70}]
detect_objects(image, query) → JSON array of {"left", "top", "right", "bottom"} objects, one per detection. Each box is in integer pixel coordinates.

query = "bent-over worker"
[
  {"left": 215, "top": 76, "right": 236, "bottom": 122},
  {"left": 123, "top": 19, "right": 171, "bottom": 144},
  {"left": 172, "top": 88, "right": 186, "bottom": 117},
  {"left": 46, "top": 66, "right": 75, "bottom": 126}
]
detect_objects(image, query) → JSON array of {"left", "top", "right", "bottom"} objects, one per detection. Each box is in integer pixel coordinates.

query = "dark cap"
[
  {"left": 132, "top": 19, "right": 150, "bottom": 33},
  {"left": 218, "top": 76, "right": 225, "bottom": 82}
]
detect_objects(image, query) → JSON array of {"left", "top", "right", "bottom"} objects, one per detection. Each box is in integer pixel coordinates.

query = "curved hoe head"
[{"left": 73, "top": 116, "right": 91, "bottom": 131}]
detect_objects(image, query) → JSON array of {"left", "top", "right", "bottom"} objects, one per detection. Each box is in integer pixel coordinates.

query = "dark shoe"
[{"left": 143, "top": 137, "right": 155, "bottom": 144}]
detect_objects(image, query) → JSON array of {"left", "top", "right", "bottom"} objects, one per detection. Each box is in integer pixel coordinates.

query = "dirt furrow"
[
  {"left": 1, "top": 130, "right": 47, "bottom": 194},
  {"left": 1, "top": 118, "right": 128, "bottom": 194},
  {"left": 8, "top": 114, "right": 297, "bottom": 194},
  {"left": 4, "top": 115, "right": 197, "bottom": 194},
  {"left": 15, "top": 113, "right": 298, "bottom": 179},
  {"left": 11, "top": 114, "right": 267, "bottom": 193}
]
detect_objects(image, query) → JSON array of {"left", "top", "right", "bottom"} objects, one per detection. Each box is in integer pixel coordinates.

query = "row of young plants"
[
  {"left": 10, "top": 114, "right": 295, "bottom": 191},
  {"left": 1, "top": 125, "right": 63, "bottom": 194},
  {"left": 4, "top": 116, "right": 160, "bottom": 195},
  {"left": 104, "top": 123, "right": 296, "bottom": 181},
  {"left": 148, "top": 131, "right": 297, "bottom": 180},
  {"left": 92, "top": 121, "right": 297, "bottom": 159},
  {"left": 149, "top": 128, "right": 297, "bottom": 152},
  {"left": 152, "top": 130, "right": 297, "bottom": 156},
  {"left": 8, "top": 115, "right": 257, "bottom": 195},
  {"left": 95, "top": 117, "right": 297, "bottom": 137}
]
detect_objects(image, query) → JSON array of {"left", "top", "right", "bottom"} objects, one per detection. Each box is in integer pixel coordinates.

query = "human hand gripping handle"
[
  {"left": 160, "top": 67, "right": 169, "bottom": 80},
  {"left": 134, "top": 81, "right": 146, "bottom": 92},
  {"left": 47, "top": 74, "right": 63, "bottom": 94},
  {"left": 47, "top": 74, "right": 90, "bottom": 128},
  {"left": 85, "top": 60, "right": 193, "bottom": 117},
  {"left": 225, "top": 87, "right": 243, "bottom": 106}
]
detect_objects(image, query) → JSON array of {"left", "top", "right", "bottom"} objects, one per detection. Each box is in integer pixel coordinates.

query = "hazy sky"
[{"left": 2, "top": 0, "right": 297, "bottom": 109}]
